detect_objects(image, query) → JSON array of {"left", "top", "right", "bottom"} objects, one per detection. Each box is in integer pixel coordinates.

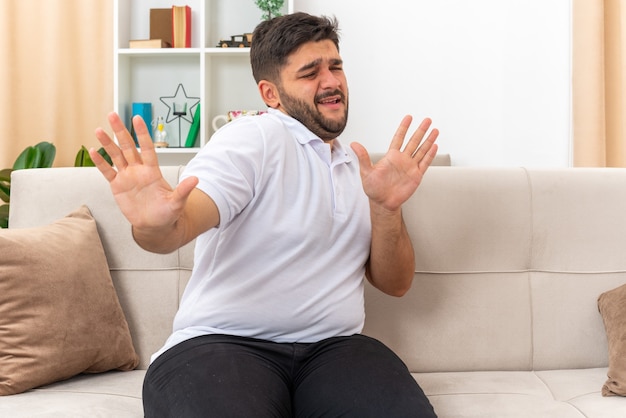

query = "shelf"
[
  {"left": 154, "top": 147, "right": 201, "bottom": 153},
  {"left": 117, "top": 48, "right": 252, "bottom": 57},
  {"left": 114, "top": 0, "right": 294, "bottom": 165},
  {"left": 118, "top": 48, "right": 203, "bottom": 56},
  {"left": 205, "top": 47, "right": 251, "bottom": 55}
]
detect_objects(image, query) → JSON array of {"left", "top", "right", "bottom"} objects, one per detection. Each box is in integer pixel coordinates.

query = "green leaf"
[
  {"left": 0, "top": 182, "right": 9, "bottom": 203},
  {"left": 13, "top": 146, "right": 41, "bottom": 170},
  {"left": 0, "top": 204, "right": 9, "bottom": 228},
  {"left": 98, "top": 147, "right": 113, "bottom": 165},
  {"left": 34, "top": 142, "right": 56, "bottom": 168},
  {"left": 13, "top": 142, "right": 56, "bottom": 170},
  {"left": 75, "top": 146, "right": 112, "bottom": 167},
  {"left": 0, "top": 169, "right": 11, "bottom": 203},
  {"left": 0, "top": 168, "right": 11, "bottom": 183},
  {"left": 74, "top": 146, "right": 94, "bottom": 167}
]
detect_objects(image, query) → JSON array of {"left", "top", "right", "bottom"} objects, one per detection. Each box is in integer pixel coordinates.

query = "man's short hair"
[{"left": 250, "top": 12, "right": 340, "bottom": 85}]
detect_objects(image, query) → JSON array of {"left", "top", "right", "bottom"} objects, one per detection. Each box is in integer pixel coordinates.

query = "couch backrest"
[
  {"left": 10, "top": 166, "right": 626, "bottom": 372},
  {"left": 363, "top": 167, "right": 626, "bottom": 373}
]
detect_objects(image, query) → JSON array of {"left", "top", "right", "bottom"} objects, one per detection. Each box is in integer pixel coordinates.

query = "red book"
[{"left": 172, "top": 6, "right": 191, "bottom": 48}]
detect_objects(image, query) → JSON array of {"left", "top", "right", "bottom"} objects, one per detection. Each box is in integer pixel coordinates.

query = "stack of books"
[{"left": 128, "top": 6, "right": 191, "bottom": 49}]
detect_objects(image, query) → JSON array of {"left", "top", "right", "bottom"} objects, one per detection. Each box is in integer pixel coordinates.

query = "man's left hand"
[{"left": 351, "top": 116, "right": 439, "bottom": 212}]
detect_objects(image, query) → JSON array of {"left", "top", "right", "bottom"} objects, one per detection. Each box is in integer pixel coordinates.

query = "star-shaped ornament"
[{"left": 159, "top": 84, "right": 200, "bottom": 124}]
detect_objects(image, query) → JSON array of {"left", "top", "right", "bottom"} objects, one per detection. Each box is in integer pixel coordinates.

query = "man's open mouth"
[{"left": 318, "top": 95, "right": 342, "bottom": 105}]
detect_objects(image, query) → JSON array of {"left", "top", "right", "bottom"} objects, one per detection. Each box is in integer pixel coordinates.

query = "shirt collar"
[{"left": 267, "top": 108, "right": 353, "bottom": 165}]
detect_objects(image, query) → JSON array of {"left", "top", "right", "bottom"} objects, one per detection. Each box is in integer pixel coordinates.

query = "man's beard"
[{"left": 277, "top": 88, "right": 349, "bottom": 141}]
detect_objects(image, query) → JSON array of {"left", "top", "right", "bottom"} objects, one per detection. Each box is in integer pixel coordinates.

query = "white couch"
[{"left": 2, "top": 162, "right": 626, "bottom": 417}]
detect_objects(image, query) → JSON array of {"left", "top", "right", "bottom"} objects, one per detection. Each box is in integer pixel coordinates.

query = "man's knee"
[
  {"left": 293, "top": 335, "right": 437, "bottom": 417},
  {"left": 142, "top": 335, "right": 292, "bottom": 418}
]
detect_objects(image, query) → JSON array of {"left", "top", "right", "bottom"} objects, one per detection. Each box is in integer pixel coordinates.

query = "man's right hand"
[{"left": 90, "top": 112, "right": 216, "bottom": 253}]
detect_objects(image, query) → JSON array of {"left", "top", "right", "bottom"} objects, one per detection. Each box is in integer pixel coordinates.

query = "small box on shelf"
[{"left": 129, "top": 39, "right": 170, "bottom": 49}]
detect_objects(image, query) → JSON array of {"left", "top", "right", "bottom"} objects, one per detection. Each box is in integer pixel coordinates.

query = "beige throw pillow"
[
  {"left": 0, "top": 206, "right": 139, "bottom": 396},
  {"left": 598, "top": 283, "right": 626, "bottom": 396}
]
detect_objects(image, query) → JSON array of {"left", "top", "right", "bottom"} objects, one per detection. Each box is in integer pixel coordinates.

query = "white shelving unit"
[{"left": 114, "top": 0, "right": 294, "bottom": 165}]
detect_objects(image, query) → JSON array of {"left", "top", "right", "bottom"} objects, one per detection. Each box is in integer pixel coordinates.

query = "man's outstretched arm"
[
  {"left": 90, "top": 112, "right": 218, "bottom": 254},
  {"left": 351, "top": 116, "right": 439, "bottom": 296}
]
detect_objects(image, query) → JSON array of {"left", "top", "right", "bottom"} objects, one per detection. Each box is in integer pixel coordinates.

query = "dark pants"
[{"left": 143, "top": 333, "right": 437, "bottom": 418}]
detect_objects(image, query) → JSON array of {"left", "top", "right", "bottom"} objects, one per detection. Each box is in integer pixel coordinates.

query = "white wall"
[{"left": 294, "top": 0, "right": 572, "bottom": 167}]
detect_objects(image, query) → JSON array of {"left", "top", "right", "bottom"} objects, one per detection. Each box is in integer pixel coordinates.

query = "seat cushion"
[
  {"left": 415, "top": 368, "right": 626, "bottom": 418},
  {"left": 0, "top": 370, "right": 145, "bottom": 418}
]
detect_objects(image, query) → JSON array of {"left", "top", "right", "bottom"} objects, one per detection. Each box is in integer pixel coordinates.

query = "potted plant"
[
  {"left": 255, "top": 0, "right": 284, "bottom": 20},
  {"left": 0, "top": 143, "right": 111, "bottom": 228},
  {"left": 0, "top": 142, "right": 56, "bottom": 228}
]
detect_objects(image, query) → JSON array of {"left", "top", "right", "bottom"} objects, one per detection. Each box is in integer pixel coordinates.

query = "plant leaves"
[
  {"left": 13, "top": 147, "right": 41, "bottom": 170},
  {"left": 0, "top": 179, "right": 9, "bottom": 202},
  {"left": 0, "top": 168, "right": 12, "bottom": 183},
  {"left": 0, "top": 142, "right": 55, "bottom": 219},
  {"left": 0, "top": 204, "right": 9, "bottom": 228},
  {"left": 98, "top": 147, "right": 113, "bottom": 165},
  {"left": 34, "top": 142, "right": 56, "bottom": 168},
  {"left": 74, "top": 146, "right": 94, "bottom": 167},
  {"left": 0, "top": 188, "right": 8, "bottom": 203},
  {"left": 75, "top": 146, "right": 112, "bottom": 167},
  {"left": 13, "top": 142, "right": 56, "bottom": 170}
]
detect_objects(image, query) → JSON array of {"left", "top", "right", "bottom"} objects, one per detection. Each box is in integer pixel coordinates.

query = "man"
[{"left": 91, "top": 12, "right": 438, "bottom": 418}]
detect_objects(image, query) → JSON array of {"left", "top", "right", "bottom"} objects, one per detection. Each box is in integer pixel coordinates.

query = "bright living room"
[
  {"left": 3, "top": 1, "right": 626, "bottom": 417},
  {"left": 0, "top": 0, "right": 621, "bottom": 169}
]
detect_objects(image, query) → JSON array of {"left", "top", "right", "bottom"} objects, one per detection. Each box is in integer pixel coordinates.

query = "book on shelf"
[
  {"left": 172, "top": 5, "right": 191, "bottom": 48},
  {"left": 150, "top": 8, "right": 172, "bottom": 46},
  {"left": 129, "top": 39, "right": 170, "bottom": 49},
  {"left": 185, "top": 104, "right": 201, "bottom": 148}
]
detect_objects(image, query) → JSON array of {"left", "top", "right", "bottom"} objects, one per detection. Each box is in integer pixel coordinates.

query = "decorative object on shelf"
[
  {"left": 114, "top": 0, "right": 294, "bottom": 159},
  {"left": 172, "top": 5, "right": 191, "bottom": 48},
  {"left": 217, "top": 33, "right": 253, "bottom": 48},
  {"left": 153, "top": 116, "right": 168, "bottom": 148},
  {"left": 255, "top": 0, "right": 284, "bottom": 20},
  {"left": 130, "top": 102, "right": 152, "bottom": 146},
  {"left": 185, "top": 104, "right": 201, "bottom": 148},
  {"left": 159, "top": 83, "right": 200, "bottom": 147},
  {"left": 212, "top": 109, "right": 267, "bottom": 132}
]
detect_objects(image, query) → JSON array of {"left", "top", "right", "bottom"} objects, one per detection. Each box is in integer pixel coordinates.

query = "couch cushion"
[
  {"left": 0, "top": 370, "right": 145, "bottom": 418},
  {"left": 0, "top": 206, "right": 139, "bottom": 395},
  {"left": 416, "top": 368, "right": 626, "bottom": 418},
  {"left": 598, "top": 283, "right": 626, "bottom": 396}
]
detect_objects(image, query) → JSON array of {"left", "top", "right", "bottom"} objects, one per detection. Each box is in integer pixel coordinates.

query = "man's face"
[{"left": 275, "top": 40, "right": 349, "bottom": 141}]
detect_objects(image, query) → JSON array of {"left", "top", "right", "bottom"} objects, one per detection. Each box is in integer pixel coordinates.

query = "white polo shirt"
[{"left": 152, "top": 109, "right": 371, "bottom": 362}]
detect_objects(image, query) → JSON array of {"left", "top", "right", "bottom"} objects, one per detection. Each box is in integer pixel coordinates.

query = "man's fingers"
[
  {"left": 132, "top": 115, "right": 159, "bottom": 167},
  {"left": 388, "top": 115, "right": 413, "bottom": 151},
  {"left": 405, "top": 118, "right": 433, "bottom": 157},
  {"left": 411, "top": 126, "right": 439, "bottom": 162},
  {"left": 417, "top": 143, "right": 439, "bottom": 173},
  {"left": 95, "top": 126, "right": 128, "bottom": 171},
  {"left": 175, "top": 176, "right": 200, "bottom": 202},
  {"left": 107, "top": 112, "right": 142, "bottom": 166},
  {"left": 350, "top": 141, "right": 373, "bottom": 178},
  {"left": 88, "top": 146, "right": 117, "bottom": 182}
]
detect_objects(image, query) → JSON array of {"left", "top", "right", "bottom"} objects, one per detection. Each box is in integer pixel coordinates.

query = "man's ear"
[{"left": 258, "top": 80, "right": 280, "bottom": 108}]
